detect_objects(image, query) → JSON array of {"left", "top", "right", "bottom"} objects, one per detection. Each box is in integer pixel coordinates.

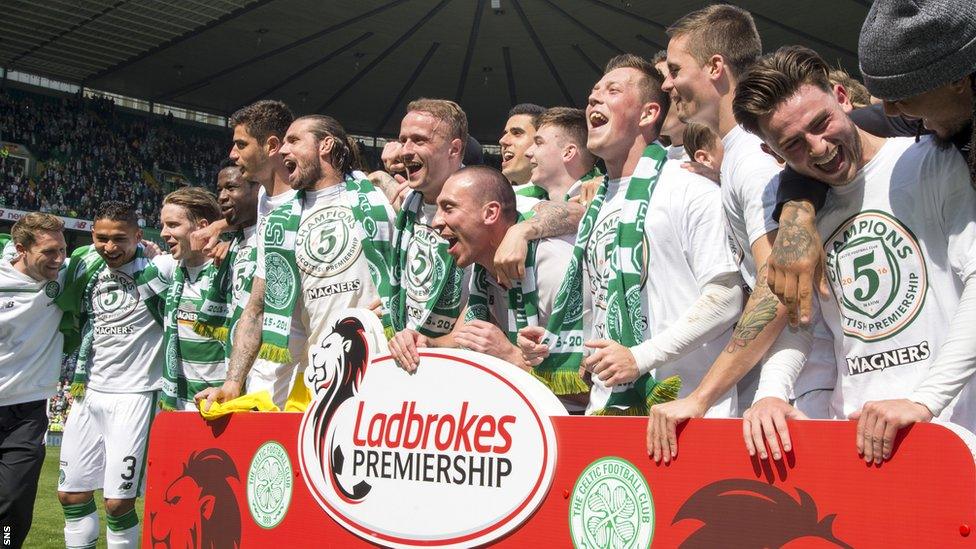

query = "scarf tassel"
[
  {"left": 258, "top": 342, "right": 293, "bottom": 364},
  {"left": 591, "top": 375, "right": 682, "bottom": 416},
  {"left": 531, "top": 370, "right": 590, "bottom": 396},
  {"left": 68, "top": 382, "right": 87, "bottom": 400},
  {"left": 192, "top": 321, "right": 230, "bottom": 343}
]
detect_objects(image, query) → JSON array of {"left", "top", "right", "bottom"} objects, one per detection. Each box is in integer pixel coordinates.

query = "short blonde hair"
[
  {"left": 828, "top": 68, "right": 872, "bottom": 109},
  {"left": 11, "top": 212, "right": 64, "bottom": 249},
  {"left": 407, "top": 98, "right": 468, "bottom": 153}
]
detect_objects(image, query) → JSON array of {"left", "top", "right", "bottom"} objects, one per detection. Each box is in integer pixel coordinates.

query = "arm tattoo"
[
  {"left": 725, "top": 266, "right": 779, "bottom": 353},
  {"left": 226, "top": 278, "right": 265, "bottom": 384},
  {"left": 525, "top": 200, "right": 584, "bottom": 239},
  {"left": 771, "top": 201, "right": 817, "bottom": 265}
]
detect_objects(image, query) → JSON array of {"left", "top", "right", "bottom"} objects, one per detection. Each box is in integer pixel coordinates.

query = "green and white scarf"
[
  {"left": 389, "top": 190, "right": 465, "bottom": 337},
  {"left": 466, "top": 234, "right": 589, "bottom": 396},
  {"left": 160, "top": 266, "right": 189, "bottom": 410},
  {"left": 514, "top": 183, "right": 550, "bottom": 200},
  {"left": 259, "top": 176, "right": 395, "bottom": 363},
  {"left": 593, "top": 143, "right": 680, "bottom": 415},
  {"left": 192, "top": 230, "right": 255, "bottom": 355},
  {"left": 58, "top": 245, "right": 168, "bottom": 398}
]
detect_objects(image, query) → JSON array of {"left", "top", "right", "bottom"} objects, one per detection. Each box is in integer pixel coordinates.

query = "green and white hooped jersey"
[
  {"left": 176, "top": 262, "right": 226, "bottom": 395},
  {"left": 816, "top": 137, "right": 976, "bottom": 431},
  {"left": 0, "top": 237, "right": 16, "bottom": 262},
  {"left": 403, "top": 202, "right": 470, "bottom": 336},
  {"left": 86, "top": 254, "right": 176, "bottom": 393}
]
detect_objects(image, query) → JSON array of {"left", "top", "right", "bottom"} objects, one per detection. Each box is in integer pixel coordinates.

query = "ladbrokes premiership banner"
[{"left": 145, "top": 310, "right": 976, "bottom": 547}]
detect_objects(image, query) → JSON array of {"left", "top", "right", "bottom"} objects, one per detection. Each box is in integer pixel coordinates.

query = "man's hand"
[
  {"left": 493, "top": 224, "right": 529, "bottom": 288},
  {"left": 367, "top": 298, "right": 384, "bottom": 319},
  {"left": 194, "top": 381, "right": 243, "bottom": 413},
  {"left": 849, "top": 399, "right": 933, "bottom": 464},
  {"left": 742, "top": 397, "right": 808, "bottom": 460},
  {"left": 577, "top": 173, "right": 603, "bottom": 206},
  {"left": 647, "top": 396, "right": 708, "bottom": 463},
  {"left": 455, "top": 320, "right": 525, "bottom": 369},
  {"left": 140, "top": 239, "right": 163, "bottom": 259},
  {"left": 206, "top": 240, "right": 232, "bottom": 266},
  {"left": 191, "top": 221, "right": 223, "bottom": 254},
  {"left": 517, "top": 326, "right": 550, "bottom": 367},
  {"left": 767, "top": 200, "right": 829, "bottom": 327},
  {"left": 389, "top": 329, "right": 428, "bottom": 373},
  {"left": 680, "top": 161, "right": 720, "bottom": 184},
  {"left": 583, "top": 340, "right": 640, "bottom": 386}
]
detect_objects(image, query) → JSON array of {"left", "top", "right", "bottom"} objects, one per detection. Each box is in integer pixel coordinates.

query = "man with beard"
[
  {"left": 520, "top": 54, "right": 744, "bottom": 417},
  {"left": 0, "top": 213, "right": 67, "bottom": 549},
  {"left": 158, "top": 188, "right": 225, "bottom": 411},
  {"left": 736, "top": 46, "right": 976, "bottom": 464},
  {"left": 760, "top": 0, "right": 976, "bottom": 331},
  {"left": 646, "top": 5, "right": 837, "bottom": 462},
  {"left": 197, "top": 116, "right": 395, "bottom": 412},
  {"left": 58, "top": 202, "right": 176, "bottom": 549}
]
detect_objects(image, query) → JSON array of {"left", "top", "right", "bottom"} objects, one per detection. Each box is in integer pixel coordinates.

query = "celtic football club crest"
[
  {"left": 247, "top": 441, "right": 293, "bottom": 529},
  {"left": 569, "top": 457, "right": 654, "bottom": 548},
  {"left": 264, "top": 252, "right": 296, "bottom": 309},
  {"left": 625, "top": 286, "right": 646, "bottom": 335},
  {"left": 92, "top": 271, "right": 139, "bottom": 322},
  {"left": 405, "top": 225, "right": 444, "bottom": 303},
  {"left": 296, "top": 206, "right": 362, "bottom": 278},
  {"left": 44, "top": 280, "right": 60, "bottom": 298},
  {"left": 825, "top": 210, "right": 927, "bottom": 342}
]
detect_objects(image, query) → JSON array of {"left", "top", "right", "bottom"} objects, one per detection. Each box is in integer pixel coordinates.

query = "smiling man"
[
  {"left": 0, "top": 213, "right": 67, "bottom": 549},
  {"left": 523, "top": 107, "right": 598, "bottom": 205},
  {"left": 390, "top": 165, "right": 587, "bottom": 410},
  {"left": 158, "top": 188, "right": 225, "bottom": 412},
  {"left": 500, "top": 103, "right": 545, "bottom": 187},
  {"left": 57, "top": 201, "right": 177, "bottom": 549},
  {"left": 736, "top": 46, "right": 976, "bottom": 465}
]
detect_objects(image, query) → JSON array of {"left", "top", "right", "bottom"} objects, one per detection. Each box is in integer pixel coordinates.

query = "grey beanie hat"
[{"left": 859, "top": 0, "right": 976, "bottom": 100}]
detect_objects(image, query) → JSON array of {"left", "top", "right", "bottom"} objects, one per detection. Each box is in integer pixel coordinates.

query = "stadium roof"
[{"left": 0, "top": 0, "right": 870, "bottom": 141}]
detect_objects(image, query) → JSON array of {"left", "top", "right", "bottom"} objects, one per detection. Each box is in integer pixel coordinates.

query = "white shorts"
[
  {"left": 58, "top": 389, "right": 158, "bottom": 499},
  {"left": 247, "top": 358, "right": 301, "bottom": 409}
]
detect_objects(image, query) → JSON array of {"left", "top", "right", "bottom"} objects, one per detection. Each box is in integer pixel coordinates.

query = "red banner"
[{"left": 144, "top": 412, "right": 976, "bottom": 547}]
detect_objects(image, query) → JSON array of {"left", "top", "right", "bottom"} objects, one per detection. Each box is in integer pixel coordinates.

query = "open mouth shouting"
[
  {"left": 588, "top": 111, "right": 609, "bottom": 130},
  {"left": 501, "top": 149, "right": 515, "bottom": 168},
  {"left": 283, "top": 158, "right": 298, "bottom": 176},
  {"left": 812, "top": 145, "right": 844, "bottom": 176}
]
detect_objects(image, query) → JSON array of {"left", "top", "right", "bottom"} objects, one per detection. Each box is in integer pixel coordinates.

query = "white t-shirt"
[
  {"left": 0, "top": 259, "right": 67, "bottom": 406},
  {"left": 666, "top": 144, "right": 689, "bottom": 161},
  {"left": 403, "top": 198, "right": 470, "bottom": 336},
  {"left": 584, "top": 160, "right": 741, "bottom": 415},
  {"left": 86, "top": 254, "right": 177, "bottom": 393},
  {"left": 813, "top": 137, "right": 976, "bottom": 430},
  {"left": 721, "top": 124, "right": 836, "bottom": 398},
  {"left": 258, "top": 185, "right": 390, "bottom": 347},
  {"left": 720, "top": 125, "right": 781, "bottom": 287},
  {"left": 257, "top": 185, "right": 298, "bottom": 236}
]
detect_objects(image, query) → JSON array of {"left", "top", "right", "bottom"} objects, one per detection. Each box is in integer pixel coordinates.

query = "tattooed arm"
[
  {"left": 194, "top": 277, "right": 266, "bottom": 409},
  {"left": 647, "top": 233, "right": 799, "bottom": 462},
  {"left": 767, "top": 199, "right": 829, "bottom": 327},
  {"left": 493, "top": 200, "right": 585, "bottom": 287}
]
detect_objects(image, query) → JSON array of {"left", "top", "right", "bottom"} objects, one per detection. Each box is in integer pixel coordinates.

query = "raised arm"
[{"left": 493, "top": 200, "right": 584, "bottom": 287}]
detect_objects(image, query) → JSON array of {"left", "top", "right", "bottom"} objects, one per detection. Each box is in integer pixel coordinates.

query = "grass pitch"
[{"left": 25, "top": 448, "right": 145, "bottom": 549}]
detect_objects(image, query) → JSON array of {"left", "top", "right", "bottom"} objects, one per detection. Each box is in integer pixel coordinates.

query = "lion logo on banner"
[
  {"left": 149, "top": 448, "right": 241, "bottom": 549},
  {"left": 306, "top": 315, "right": 373, "bottom": 503},
  {"left": 674, "top": 479, "right": 853, "bottom": 548}
]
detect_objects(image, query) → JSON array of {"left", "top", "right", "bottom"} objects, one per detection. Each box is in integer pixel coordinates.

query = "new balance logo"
[{"left": 118, "top": 482, "right": 133, "bottom": 491}]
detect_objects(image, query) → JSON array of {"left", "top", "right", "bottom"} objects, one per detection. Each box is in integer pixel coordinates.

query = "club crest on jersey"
[
  {"left": 264, "top": 252, "right": 296, "bottom": 309},
  {"left": 825, "top": 210, "right": 927, "bottom": 342},
  {"left": 44, "top": 280, "right": 61, "bottom": 298},
  {"left": 298, "top": 309, "right": 562, "bottom": 548},
  {"left": 297, "top": 206, "right": 362, "bottom": 278}
]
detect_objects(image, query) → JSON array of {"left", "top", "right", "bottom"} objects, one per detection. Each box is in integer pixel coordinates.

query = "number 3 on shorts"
[{"left": 121, "top": 455, "right": 136, "bottom": 481}]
